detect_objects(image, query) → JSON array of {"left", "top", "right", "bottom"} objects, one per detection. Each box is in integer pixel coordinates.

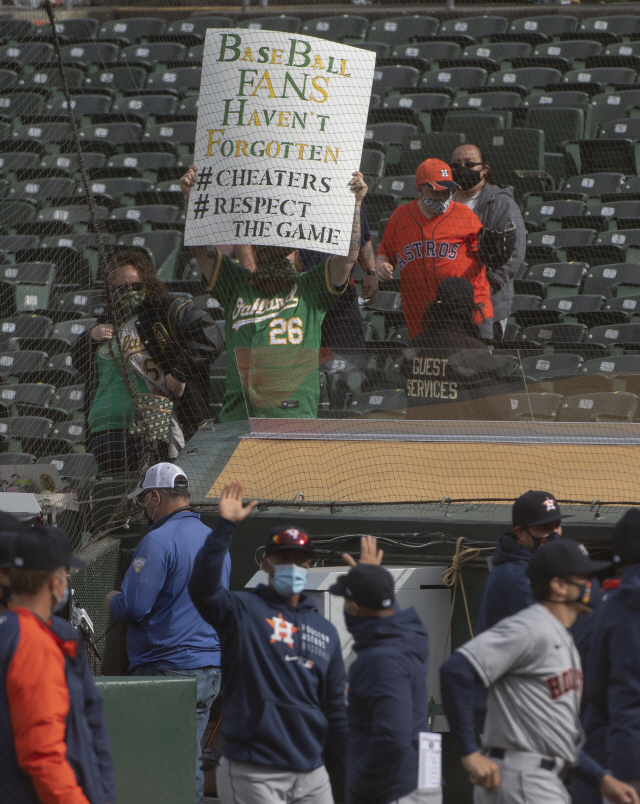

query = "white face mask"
[{"left": 422, "top": 194, "right": 452, "bottom": 216}]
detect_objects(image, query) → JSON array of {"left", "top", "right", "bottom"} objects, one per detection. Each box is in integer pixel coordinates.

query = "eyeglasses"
[
  {"left": 452, "top": 161, "right": 484, "bottom": 169},
  {"left": 269, "top": 527, "right": 311, "bottom": 548},
  {"left": 134, "top": 490, "right": 155, "bottom": 510}
]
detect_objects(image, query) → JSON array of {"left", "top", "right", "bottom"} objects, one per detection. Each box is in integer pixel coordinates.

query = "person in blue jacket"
[
  {"left": 188, "top": 480, "right": 348, "bottom": 804},
  {"left": 584, "top": 508, "right": 640, "bottom": 796},
  {"left": 329, "top": 551, "right": 439, "bottom": 804},
  {"left": 105, "top": 462, "right": 230, "bottom": 804},
  {"left": 476, "top": 490, "right": 570, "bottom": 633}
]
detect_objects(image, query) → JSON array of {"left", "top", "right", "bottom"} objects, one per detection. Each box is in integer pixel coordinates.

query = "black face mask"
[{"left": 452, "top": 164, "right": 484, "bottom": 191}]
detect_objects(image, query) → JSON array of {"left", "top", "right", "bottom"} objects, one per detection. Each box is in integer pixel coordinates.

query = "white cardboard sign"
[{"left": 184, "top": 29, "right": 375, "bottom": 254}]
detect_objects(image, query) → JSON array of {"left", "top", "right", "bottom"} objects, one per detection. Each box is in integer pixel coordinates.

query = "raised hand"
[
  {"left": 348, "top": 170, "right": 368, "bottom": 202},
  {"left": 342, "top": 535, "right": 384, "bottom": 567},
  {"left": 180, "top": 164, "right": 198, "bottom": 201},
  {"left": 218, "top": 480, "right": 258, "bottom": 523}
]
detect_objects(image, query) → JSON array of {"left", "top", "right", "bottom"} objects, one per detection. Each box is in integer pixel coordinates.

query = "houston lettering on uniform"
[{"left": 545, "top": 668, "right": 584, "bottom": 700}]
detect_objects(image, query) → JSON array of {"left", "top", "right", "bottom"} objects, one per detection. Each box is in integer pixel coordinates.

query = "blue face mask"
[
  {"left": 270, "top": 563, "right": 308, "bottom": 598},
  {"left": 52, "top": 583, "right": 69, "bottom": 615}
]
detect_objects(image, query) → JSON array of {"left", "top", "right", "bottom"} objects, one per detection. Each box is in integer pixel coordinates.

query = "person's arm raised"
[
  {"left": 329, "top": 172, "right": 368, "bottom": 289},
  {"left": 180, "top": 164, "right": 218, "bottom": 283}
]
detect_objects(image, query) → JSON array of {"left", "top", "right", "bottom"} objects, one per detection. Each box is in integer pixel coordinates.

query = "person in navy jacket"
[
  {"left": 476, "top": 490, "right": 569, "bottom": 633},
  {"left": 329, "top": 541, "right": 439, "bottom": 804},
  {"left": 188, "top": 480, "right": 348, "bottom": 804},
  {"left": 585, "top": 508, "right": 640, "bottom": 796},
  {"left": 105, "top": 462, "right": 230, "bottom": 804}
]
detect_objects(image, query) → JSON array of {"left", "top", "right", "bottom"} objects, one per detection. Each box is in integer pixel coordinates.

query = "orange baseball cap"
[{"left": 415, "top": 158, "right": 459, "bottom": 191}]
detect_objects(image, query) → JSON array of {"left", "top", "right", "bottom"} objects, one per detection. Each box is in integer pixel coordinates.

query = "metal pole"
[{"left": 446, "top": 0, "right": 455, "bottom": 11}]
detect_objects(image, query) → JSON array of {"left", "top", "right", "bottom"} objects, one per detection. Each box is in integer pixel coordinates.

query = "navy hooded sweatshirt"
[
  {"left": 475, "top": 533, "right": 535, "bottom": 633},
  {"left": 585, "top": 564, "right": 640, "bottom": 780},
  {"left": 188, "top": 518, "right": 348, "bottom": 772},
  {"left": 345, "top": 607, "right": 430, "bottom": 804}
]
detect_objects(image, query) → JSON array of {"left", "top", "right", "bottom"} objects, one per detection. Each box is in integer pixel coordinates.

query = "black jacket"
[{"left": 71, "top": 295, "right": 223, "bottom": 439}]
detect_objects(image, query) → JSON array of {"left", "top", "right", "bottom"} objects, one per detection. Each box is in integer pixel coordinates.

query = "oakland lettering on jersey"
[
  {"left": 231, "top": 287, "right": 300, "bottom": 330},
  {"left": 545, "top": 668, "right": 583, "bottom": 700},
  {"left": 396, "top": 239, "right": 461, "bottom": 270},
  {"left": 407, "top": 355, "right": 458, "bottom": 400}
]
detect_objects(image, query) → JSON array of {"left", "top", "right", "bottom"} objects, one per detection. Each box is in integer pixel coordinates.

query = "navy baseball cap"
[
  {"left": 512, "top": 491, "right": 573, "bottom": 528},
  {"left": 612, "top": 508, "right": 640, "bottom": 566},
  {"left": 527, "top": 539, "right": 610, "bottom": 583},
  {"left": 0, "top": 511, "right": 22, "bottom": 569},
  {"left": 329, "top": 564, "right": 395, "bottom": 610},
  {"left": 264, "top": 526, "right": 315, "bottom": 558},
  {"left": 13, "top": 525, "right": 86, "bottom": 570}
]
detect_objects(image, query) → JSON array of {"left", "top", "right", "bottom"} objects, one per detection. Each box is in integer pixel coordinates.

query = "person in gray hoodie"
[{"left": 451, "top": 144, "right": 526, "bottom": 341}]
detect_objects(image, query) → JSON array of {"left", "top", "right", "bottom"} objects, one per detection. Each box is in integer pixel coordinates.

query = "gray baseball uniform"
[{"left": 458, "top": 603, "right": 584, "bottom": 804}]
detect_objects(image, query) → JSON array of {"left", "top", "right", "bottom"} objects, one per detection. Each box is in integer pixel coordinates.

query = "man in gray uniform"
[{"left": 440, "top": 539, "right": 638, "bottom": 804}]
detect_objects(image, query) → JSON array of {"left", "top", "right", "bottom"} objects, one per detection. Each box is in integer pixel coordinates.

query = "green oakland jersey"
[{"left": 205, "top": 250, "right": 345, "bottom": 421}]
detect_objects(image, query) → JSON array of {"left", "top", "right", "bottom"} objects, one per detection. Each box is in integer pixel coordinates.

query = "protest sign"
[{"left": 184, "top": 29, "right": 375, "bottom": 254}]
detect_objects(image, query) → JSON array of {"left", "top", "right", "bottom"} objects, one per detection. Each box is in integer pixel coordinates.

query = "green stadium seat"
[
  {"left": 520, "top": 353, "right": 583, "bottom": 381},
  {"left": 577, "top": 356, "right": 640, "bottom": 399},
  {"left": 41, "top": 384, "right": 85, "bottom": 420},
  {"left": 462, "top": 42, "right": 532, "bottom": 61},
  {"left": 0, "top": 200, "right": 37, "bottom": 232},
  {"left": 166, "top": 17, "right": 234, "bottom": 38},
  {"left": 523, "top": 91, "right": 590, "bottom": 117},
  {"left": 0, "top": 416, "right": 55, "bottom": 456},
  {"left": 0, "top": 153, "right": 40, "bottom": 175},
  {"left": 20, "top": 67, "right": 83, "bottom": 91},
  {"left": 564, "top": 67, "right": 637, "bottom": 87},
  {"left": 145, "top": 67, "right": 201, "bottom": 93},
  {"left": 0, "top": 90, "right": 47, "bottom": 118},
  {"left": 565, "top": 244, "right": 627, "bottom": 267},
  {"left": 420, "top": 67, "right": 487, "bottom": 92},
  {"left": 525, "top": 228, "right": 596, "bottom": 263},
  {"left": 49, "top": 290, "right": 104, "bottom": 321},
  {"left": 120, "top": 43, "right": 186, "bottom": 65},
  {"left": 105, "top": 152, "right": 176, "bottom": 177},
  {"left": 477, "top": 128, "right": 545, "bottom": 173},
  {"left": 576, "top": 138, "right": 640, "bottom": 175},
  {"left": 237, "top": 16, "right": 301, "bottom": 34},
  {"left": 511, "top": 294, "right": 542, "bottom": 312},
  {"left": 97, "top": 18, "right": 167, "bottom": 46},
  {"left": 0, "top": 317, "right": 52, "bottom": 352},
  {"left": 0, "top": 43, "right": 55, "bottom": 66},
  {"left": 372, "top": 65, "right": 421, "bottom": 94},
  {"left": 563, "top": 173, "right": 626, "bottom": 196},
  {"left": 392, "top": 42, "right": 461, "bottom": 61},
  {"left": 597, "top": 230, "right": 640, "bottom": 263},
  {"left": 45, "top": 94, "right": 113, "bottom": 119},
  {"left": 109, "top": 205, "right": 180, "bottom": 227},
  {"left": 0, "top": 122, "right": 15, "bottom": 146},
  {"left": 588, "top": 199, "right": 640, "bottom": 221},
  {"left": 40, "top": 355, "right": 80, "bottom": 388},
  {"left": 7, "top": 178, "right": 76, "bottom": 203},
  {"left": 382, "top": 93, "right": 450, "bottom": 130},
  {"left": 508, "top": 392, "right": 564, "bottom": 422},
  {"left": 349, "top": 388, "right": 407, "bottom": 416},
  {"left": 365, "top": 122, "right": 420, "bottom": 149},
  {"left": 116, "top": 231, "right": 184, "bottom": 279},
  {"left": 588, "top": 323, "right": 640, "bottom": 346},
  {"left": 0, "top": 351, "right": 48, "bottom": 381},
  {"left": 541, "top": 295, "right": 605, "bottom": 315},
  {"left": 394, "top": 132, "right": 464, "bottom": 173},
  {"left": 521, "top": 262, "right": 587, "bottom": 296},
  {"left": 533, "top": 40, "right": 602, "bottom": 62},
  {"left": 34, "top": 205, "right": 109, "bottom": 235},
  {"left": 79, "top": 122, "right": 143, "bottom": 147},
  {"left": 0, "top": 70, "right": 18, "bottom": 92},
  {"left": 300, "top": 16, "right": 369, "bottom": 43},
  {"left": 37, "top": 452, "right": 98, "bottom": 485},
  {"left": 79, "top": 177, "right": 153, "bottom": 205},
  {"left": 85, "top": 66, "right": 148, "bottom": 93},
  {"left": 488, "top": 67, "right": 562, "bottom": 90},
  {"left": 525, "top": 107, "right": 585, "bottom": 152},
  {"left": 36, "top": 19, "right": 100, "bottom": 43},
  {"left": 0, "top": 452, "right": 35, "bottom": 464},
  {"left": 583, "top": 264, "right": 640, "bottom": 297},
  {"left": 367, "top": 16, "right": 439, "bottom": 46},
  {"left": 558, "top": 391, "right": 638, "bottom": 422},
  {"left": 599, "top": 118, "right": 640, "bottom": 140},
  {"left": 360, "top": 149, "right": 385, "bottom": 179},
  {"left": 439, "top": 16, "right": 509, "bottom": 41},
  {"left": 442, "top": 112, "right": 507, "bottom": 137},
  {"left": 0, "top": 383, "right": 56, "bottom": 417},
  {"left": 60, "top": 42, "right": 120, "bottom": 67},
  {"left": 0, "top": 20, "right": 37, "bottom": 42},
  {"left": 452, "top": 91, "right": 523, "bottom": 111},
  {"left": 578, "top": 16, "right": 640, "bottom": 39},
  {"left": 184, "top": 45, "right": 204, "bottom": 64},
  {"left": 605, "top": 42, "right": 640, "bottom": 58},
  {"left": 0, "top": 235, "right": 39, "bottom": 257},
  {"left": 508, "top": 16, "right": 578, "bottom": 38},
  {"left": 523, "top": 323, "right": 588, "bottom": 344},
  {"left": 11, "top": 122, "right": 74, "bottom": 146},
  {"left": 373, "top": 175, "right": 415, "bottom": 197},
  {"left": 48, "top": 419, "right": 87, "bottom": 454},
  {"left": 143, "top": 121, "right": 196, "bottom": 148},
  {"left": 50, "top": 318, "right": 97, "bottom": 349}
]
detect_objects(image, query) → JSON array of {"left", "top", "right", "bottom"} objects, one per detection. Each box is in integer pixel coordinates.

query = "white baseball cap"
[{"left": 128, "top": 463, "right": 189, "bottom": 499}]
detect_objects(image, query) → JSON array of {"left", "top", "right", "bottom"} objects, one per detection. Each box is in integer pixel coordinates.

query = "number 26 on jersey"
[{"left": 269, "top": 317, "right": 304, "bottom": 345}]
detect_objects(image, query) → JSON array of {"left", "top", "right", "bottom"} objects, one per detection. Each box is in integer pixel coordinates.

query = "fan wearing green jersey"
[{"left": 180, "top": 167, "right": 367, "bottom": 422}]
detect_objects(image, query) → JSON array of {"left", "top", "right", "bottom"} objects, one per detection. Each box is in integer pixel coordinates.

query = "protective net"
[{"left": 1, "top": 3, "right": 640, "bottom": 534}]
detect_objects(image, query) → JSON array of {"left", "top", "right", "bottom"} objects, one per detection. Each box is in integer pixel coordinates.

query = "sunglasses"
[
  {"left": 270, "top": 527, "right": 311, "bottom": 548},
  {"left": 452, "top": 161, "right": 484, "bottom": 169},
  {"left": 115, "top": 282, "right": 144, "bottom": 292}
]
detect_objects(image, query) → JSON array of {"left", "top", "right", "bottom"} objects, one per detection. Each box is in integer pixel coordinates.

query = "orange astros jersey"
[{"left": 377, "top": 199, "right": 493, "bottom": 339}]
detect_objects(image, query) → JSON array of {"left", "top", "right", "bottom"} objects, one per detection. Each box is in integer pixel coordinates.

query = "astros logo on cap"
[{"left": 543, "top": 497, "right": 557, "bottom": 512}]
